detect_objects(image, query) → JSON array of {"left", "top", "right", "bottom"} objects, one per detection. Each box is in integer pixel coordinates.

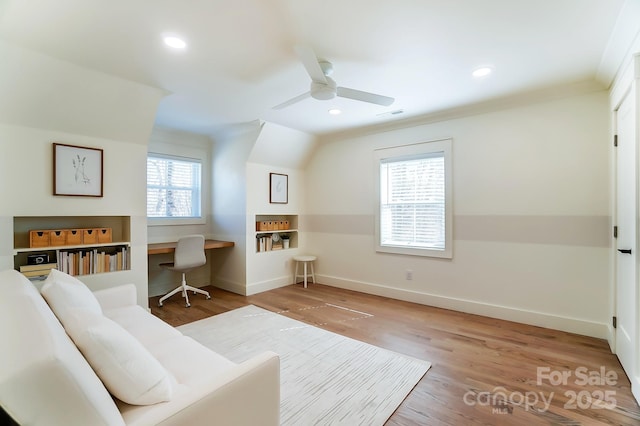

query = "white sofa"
[{"left": 0, "top": 269, "right": 280, "bottom": 425}]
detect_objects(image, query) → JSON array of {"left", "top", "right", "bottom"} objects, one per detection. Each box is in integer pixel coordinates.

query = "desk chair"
[{"left": 158, "top": 235, "right": 211, "bottom": 308}]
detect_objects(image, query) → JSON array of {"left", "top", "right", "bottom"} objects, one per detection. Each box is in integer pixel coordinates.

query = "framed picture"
[
  {"left": 53, "top": 143, "right": 104, "bottom": 197},
  {"left": 270, "top": 173, "right": 288, "bottom": 204}
]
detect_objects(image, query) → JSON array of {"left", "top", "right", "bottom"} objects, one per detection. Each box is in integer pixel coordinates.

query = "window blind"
[
  {"left": 147, "top": 156, "right": 201, "bottom": 218},
  {"left": 380, "top": 153, "right": 445, "bottom": 250}
]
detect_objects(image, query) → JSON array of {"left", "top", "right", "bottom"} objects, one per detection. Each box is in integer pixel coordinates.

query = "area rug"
[{"left": 178, "top": 304, "right": 431, "bottom": 426}]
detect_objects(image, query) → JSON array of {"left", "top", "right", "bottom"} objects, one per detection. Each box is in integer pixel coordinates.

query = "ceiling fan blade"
[
  {"left": 337, "top": 87, "right": 395, "bottom": 106},
  {"left": 272, "top": 91, "right": 311, "bottom": 110},
  {"left": 294, "top": 45, "right": 327, "bottom": 84}
]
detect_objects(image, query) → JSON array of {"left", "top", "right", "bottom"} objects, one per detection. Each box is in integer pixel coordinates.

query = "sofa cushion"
[
  {"left": 41, "top": 269, "right": 103, "bottom": 324},
  {"left": 104, "top": 305, "right": 182, "bottom": 348},
  {"left": 0, "top": 270, "right": 124, "bottom": 426},
  {"left": 65, "top": 308, "right": 173, "bottom": 406}
]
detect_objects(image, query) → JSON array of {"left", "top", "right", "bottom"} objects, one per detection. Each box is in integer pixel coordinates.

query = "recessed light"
[
  {"left": 328, "top": 108, "right": 341, "bottom": 115},
  {"left": 472, "top": 66, "right": 493, "bottom": 78},
  {"left": 163, "top": 36, "right": 187, "bottom": 49}
]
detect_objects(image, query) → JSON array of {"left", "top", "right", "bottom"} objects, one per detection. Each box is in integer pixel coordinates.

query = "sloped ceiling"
[
  {"left": 0, "top": 0, "right": 638, "bottom": 137},
  {"left": 249, "top": 121, "right": 317, "bottom": 170},
  {"left": 0, "top": 40, "right": 164, "bottom": 143}
]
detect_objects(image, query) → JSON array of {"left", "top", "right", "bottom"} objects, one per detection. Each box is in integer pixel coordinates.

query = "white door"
[{"left": 615, "top": 91, "right": 637, "bottom": 378}]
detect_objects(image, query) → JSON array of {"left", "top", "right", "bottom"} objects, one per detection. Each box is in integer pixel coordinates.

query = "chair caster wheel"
[
  {"left": 158, "top": 302, "right": 163, "bottom": 307},
  {"left": 206, "top": 295, "right": 211, "bottom": 300}
]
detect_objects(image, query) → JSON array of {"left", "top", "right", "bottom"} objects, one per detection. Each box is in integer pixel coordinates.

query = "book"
[
  {"left": 21, "top": 268, "right": 56, "bottom": 278},
  {"left": 20, "top": 263, "right": 57, "bottom": 272}
]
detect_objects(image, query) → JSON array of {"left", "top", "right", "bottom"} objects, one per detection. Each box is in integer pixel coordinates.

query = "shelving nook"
[
  {"left": 255, "top": 214, "right": 298, "bottom": 253},
  {"left": 13, "top": 216, "right": 131, "bottom": 278}
]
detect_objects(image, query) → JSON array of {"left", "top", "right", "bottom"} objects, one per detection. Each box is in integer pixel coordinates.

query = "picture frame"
[
  {"left": 53, "top": 143, "right": 104, "bottom": 197},
  {"left": 270, "top": 173, "right": 288, "bottom": 204}
]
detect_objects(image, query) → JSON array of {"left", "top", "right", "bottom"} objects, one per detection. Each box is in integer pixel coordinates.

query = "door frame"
[{"left": 610, "top": 53, "right": 640, "bottom": 404}]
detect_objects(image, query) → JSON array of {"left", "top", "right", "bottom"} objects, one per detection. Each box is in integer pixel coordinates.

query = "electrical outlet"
[{"left": 405, "top": 269, "right": 413, "bottom": 280}]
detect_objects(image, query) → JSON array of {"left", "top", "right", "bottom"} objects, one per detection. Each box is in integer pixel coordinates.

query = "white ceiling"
[{"left": 0, "top": 0, "right": 636, "bottom": 137}]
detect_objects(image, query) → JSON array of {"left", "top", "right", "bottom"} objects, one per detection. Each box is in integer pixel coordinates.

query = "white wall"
[
  {"left": 244, "top": 122, "right": 315, "bottom": 295},
  {"left": 146, "top": 126, "right": 215, "bottom": 297},
  {"left": 0, "top": 40, "right": 163, "bottom": 307},
  {"left": 204, "top": 121, "right": 316, "bottom": 295},
  {"left": 209, "top": 124, "right": 261, "bottom": 294},
  {"left": 305, "top": 91, "right": 611, "bottom": 338},
  {"left": 245, "top": 163, "right": 305, "bottom": 294},
  {"left": 0, "top": 123, "right": 150, "bottom": 305}
]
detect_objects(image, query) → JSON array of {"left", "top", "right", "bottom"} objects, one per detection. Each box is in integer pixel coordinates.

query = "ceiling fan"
[{"left": 273, "top": 46, "right": 395, "bottom": 110}]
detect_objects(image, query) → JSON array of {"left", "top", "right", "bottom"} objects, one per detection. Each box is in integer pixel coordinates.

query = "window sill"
[
  {"left": 376, "top": 244, "right": 452, "bottom": 259},
  {"left": 147, "top": 217, "right": 206, "bottom": 227}
]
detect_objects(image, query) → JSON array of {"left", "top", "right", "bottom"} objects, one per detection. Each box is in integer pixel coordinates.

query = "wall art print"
[
  {"left": 53, "top": 143, "right": 104, "bottom": 197},
  {"left": 270, "top": 172, "right": 288, "bottom": 204}
]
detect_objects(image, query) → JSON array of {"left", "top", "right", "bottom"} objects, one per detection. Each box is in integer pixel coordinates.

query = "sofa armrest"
[
  {"left": 93, "top": 284, "right": 137, "bottom": 311},
  {"left": 126, "top": 351, "right": 280, "bottom": 426}
]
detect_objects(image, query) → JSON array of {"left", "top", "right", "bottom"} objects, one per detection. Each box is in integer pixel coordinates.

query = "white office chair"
[{"left": 158, "top": 235, "right": 211, "bottom": 308}]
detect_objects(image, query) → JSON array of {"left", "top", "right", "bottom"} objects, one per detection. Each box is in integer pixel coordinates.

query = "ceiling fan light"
[{"left": 311, "top": 79, "right": 337, "bottom": 100}]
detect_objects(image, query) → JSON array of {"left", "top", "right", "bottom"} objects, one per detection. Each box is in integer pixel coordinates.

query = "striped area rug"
[{"left": 178, "top": 305, "right": 431, "bottom": 426}]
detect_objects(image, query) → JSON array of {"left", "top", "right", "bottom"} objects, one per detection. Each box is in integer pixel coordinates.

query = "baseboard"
[
  {"left": 214, "top": 276, "right": 292, "bottom": 296},
  {"left": 213, "top": 277, "right": 248, "bottom": 296},
  {"left": 633, "top": 377, "right": 640, "bottom": 405},
  {"left": 245, "top": 275, "right": 292, "bottom": 296},
  {"left": 318, "top": 274, "right": 610, "bottom": 340},
  {"left": 606, "top": 324, "right": 616, "bottom": 353}
]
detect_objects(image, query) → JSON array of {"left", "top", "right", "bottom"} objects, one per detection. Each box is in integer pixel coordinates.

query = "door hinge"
[
  {"left": 614, "top": 226, "right": 618, "bottom": 239},
  {"left": 614, "top": 134, "right": 618, "bottom": 147},
  {"left": 613, "top": 316, "right": 617, "bottom": 329}
]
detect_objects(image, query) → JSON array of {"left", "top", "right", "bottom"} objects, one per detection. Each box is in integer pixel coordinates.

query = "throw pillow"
[
  {"left": 41, "top": 269, "right": 103, "bottom": 324},
  {"left": 64, "top": 308, "right": 173, "bottom": 405}
]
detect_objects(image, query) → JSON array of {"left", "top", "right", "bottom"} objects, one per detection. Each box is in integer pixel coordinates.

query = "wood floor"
[{"left": 150, "top": 283, "right": 640, "bottom": 426}]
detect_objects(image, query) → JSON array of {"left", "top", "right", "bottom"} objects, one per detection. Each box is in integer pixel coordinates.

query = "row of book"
[
  {"left": 20, "top": 246, "right": 130, "bottom": 279},
  {"left": 257, "top": 236, "right": 283, "bottom": 252},
  {"left": 57, "top": 247, "right": 129, "bottom": 276}
]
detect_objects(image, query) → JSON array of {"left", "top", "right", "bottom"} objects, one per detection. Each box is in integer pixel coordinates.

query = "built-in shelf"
[
  {"left": 13, "top": 216, "right": 131, "bottom": 277},
  {"left": 255, "top": 214, "right": 298, "bottom": 253}
]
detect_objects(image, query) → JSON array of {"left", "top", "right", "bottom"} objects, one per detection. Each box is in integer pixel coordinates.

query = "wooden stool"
[{"left": 293, "top": 255, "right": 316, "bottom": 288}]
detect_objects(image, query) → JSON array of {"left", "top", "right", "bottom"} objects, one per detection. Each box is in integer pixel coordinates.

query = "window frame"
[
  {"left": 147, "top": 152, "right": 205, "bottom": 226},
  {"left": 374, "top": 138, "right": 453, "bottom": 258}
]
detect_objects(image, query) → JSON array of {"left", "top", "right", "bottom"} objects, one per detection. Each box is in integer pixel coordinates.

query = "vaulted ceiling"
[{"left": 0, "top": 0, "right": 636, "bottom": 136}]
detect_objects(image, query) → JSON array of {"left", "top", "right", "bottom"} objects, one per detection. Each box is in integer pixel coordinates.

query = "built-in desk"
[
  {"left": 147, "top": 239, "right": 234, "bottom": 298},
  {"left": 147, "top": 239, "right": 234, "bottom": 255}
]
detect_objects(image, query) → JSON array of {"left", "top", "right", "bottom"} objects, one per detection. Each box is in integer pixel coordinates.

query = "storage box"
[
  {"left": 66, "top": 229, "right": 83, "bottom": 245},
  {"left": 49, "top": 230, "right": 66, "bottom": 246},
  {"left": 97, "top": 228, "right": 112, "bottom": 243},
  {"left": 29, "top": 230, "right": 50, "bottom": 248},
  {"left": 82, "top": 229, "right": 98, "bottom": 244},
  {"left": 283, "top": 220, "right": 289, "bottom": 230}
]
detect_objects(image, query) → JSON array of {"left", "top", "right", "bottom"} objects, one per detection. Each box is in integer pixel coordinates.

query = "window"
[
  {"left": 147, "top": 154, "right": 202, "bottom": 219},
  {"left": 374, "top": 139, "right": 452, "bottom": 258}
]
